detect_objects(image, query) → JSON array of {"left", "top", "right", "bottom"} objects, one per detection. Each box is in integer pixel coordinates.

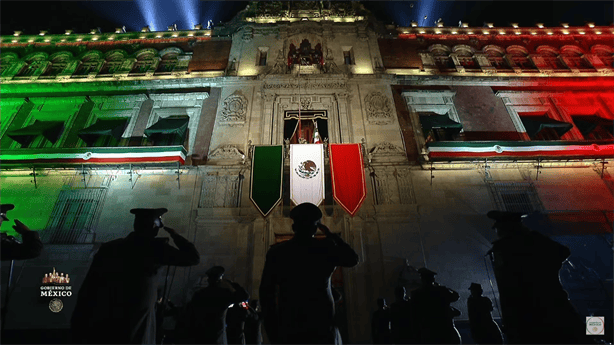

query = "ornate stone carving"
[
  {"left": 300, "top": 97, "right": 312, "bottom": 110},
  {"left": 220, "top": 92, "right": 248, "bottom": 126},
  {"left": 370, "top": 142, "right": 405, "bottom": 156},
  {"left": 208, "top": 145, "right": 246, "bottom": 163},
  {"left": 324, "top": 48, "right": 342, "bottom": 74},
  {"left": 263, "top": 80, "right": 347, "bottom": 90},
  {"left": 365, "top": 92, "right": 393, "bottom": 125},
  {"left": 269, "top": 50, "right": 287, "bottom": 75}
]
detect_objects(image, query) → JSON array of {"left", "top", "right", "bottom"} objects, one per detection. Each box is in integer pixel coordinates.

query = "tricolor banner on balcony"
[
  {"left": 329, "top": 144, "right": 367, "bottom": 217},
  {"left": 290, "top": 144, "right": 325, "bottom": 206},
  {"left": 250, "top": 145, "right": 284, "bottom": 217}
]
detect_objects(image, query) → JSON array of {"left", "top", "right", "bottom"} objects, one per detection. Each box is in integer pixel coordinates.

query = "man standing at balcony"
[
  {"left": 71, "top": 208, "right": 199, "bottom": 344},
  {"left": 260, "top": 203, "right": 359, "bottom": 344}
]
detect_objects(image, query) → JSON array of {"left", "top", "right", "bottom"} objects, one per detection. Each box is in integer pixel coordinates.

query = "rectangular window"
[
  {"left": 489, "top": 182, "right": 543, "bottom": 213},
  {"left": 259, "top": 51, "right": 267, "bottom": 66},
  {"left": 199, "top": 174, "right": 242, "bottom": 208},
  {"left": 343, "top": 49, "right": 354, "bottom": 65},
  {"left": 42, "top": 188, "right": 107, "bottom": 244}
]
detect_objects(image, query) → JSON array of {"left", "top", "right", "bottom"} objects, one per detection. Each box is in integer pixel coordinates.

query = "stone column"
[
  {"left": 128, "top": 98, "right": 154, "bottom": 146},
  {"left": 529, "top": 55, "right": 552, "bottom": 74},
  {"left": 334, "top": 92, "right": 352, "bottom": 143},
  {"left": 62, "top": 98, "right": 95, "bottom": 148},
  {"left": 503, "top": 54, "right": 522, "bottom": 74},
  {"left": 2, "top": 61, "right": 25, "bottom": 81},
  {"left": 261, "top": 93, "right": 276, "bottom": 145},
  {"left": 449, "top": 53, "right": 465, "bottom": 73},
  {"left": 560, "top": 56, "right": 580, "bottom": 73},
  {"left": 0, "top": 99, "right": 33, "bottom": 149},
  {"left": 583, "top": 54, "right": 610, "bottom": 74},
  {"left": 474, "top": 53, "right": 496, "bottom": 73},
  {"left": 419, "top": 52, "right": 437, "bottom": 72}
]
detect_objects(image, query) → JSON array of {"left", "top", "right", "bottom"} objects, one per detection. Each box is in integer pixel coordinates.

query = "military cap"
[
  {"left": 487, "top": 210, "right": 526, "bottom": 223},
  {"left": 130, "top": 208, "right": 168, "bottom": 220},
  {"left": 417, "top": 267, "right": 437, "bottom": 277},
  {"left": 1, "top": 204, "right": 15, "bottom": 220},
  {"left": 289, "top": 203, "right": 322, "bottom": 222},
  {"left": 469, "top": 283, "right": 482, "bottom": 291},
  {"left": 205, "top": 266, "right": 225, "bottom": 280}
]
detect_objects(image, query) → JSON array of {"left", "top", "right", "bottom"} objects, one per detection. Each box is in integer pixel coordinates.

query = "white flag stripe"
[{"left": 290, "top": 144, "right": 325, "bottom": 206}]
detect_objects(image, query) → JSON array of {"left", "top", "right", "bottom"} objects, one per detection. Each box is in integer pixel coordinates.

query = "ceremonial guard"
[
  {"left": 410, "top": 268, "right": 462, "bottom": 344},
  {"left": 371, "top": 298, "right": 392, "bottom": 344},
  {"left": 1, "top": 204, "right": 43, "bottom": 330},
  {"left": 487, "top": 210, "right": 589, "bottom": 344},
  {"left": 389, "top": 288, "right": 415, "bottom": 344},
  {"left": 260, "top": 203, "right": 359, "bottom": 344},
  {"left": 244, "top": 300, "right": 263, "bottom": 345},
  {"left": 1, "top": 204, "right": 43, "bottom": 261},
  {"left": 226, "top": 298, "right": 251, "bottom": 345},
  {"left": 182, "top": 266, "right": 250, "bottom": 344},
  {"left": 467, "top": 283, "right": 503, "bottom": 345},
  {"left": 71, "top": 208, "right": 200, "bottom": 344}
]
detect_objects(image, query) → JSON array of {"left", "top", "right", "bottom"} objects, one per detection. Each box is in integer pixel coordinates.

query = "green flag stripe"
[{"left": 250, "top": 146, "right": 283, "bottom": 217}]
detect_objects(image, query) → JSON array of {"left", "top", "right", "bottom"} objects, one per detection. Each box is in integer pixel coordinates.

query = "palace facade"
[{"left": 1, "top": 2, "right": 612, "bottom": 342}]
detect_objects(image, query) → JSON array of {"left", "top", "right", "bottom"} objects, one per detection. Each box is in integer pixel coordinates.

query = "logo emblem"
[
  {"left": 295, "top": 160, "right": 320, "bottom": 179},
  {"left": 586, "top": 316, "right": 605, "bottom": 335},
  {"left": 49, "top": 298, "right": 63, "bottom": 313}
]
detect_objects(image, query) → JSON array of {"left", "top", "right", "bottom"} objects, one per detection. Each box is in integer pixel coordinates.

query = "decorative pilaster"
[
  {"left": 419, "top": 53, "right": 437, "bottom": 72},
  {"left": 503, "top": 54, "right": 522, "bottom": 74},
  {"left": 474, "top": 53, "right": 496, "bottom": 74},
  {"left": 449, "top": 53, "right": 465, "bottom": 73},
  {"left": 529, "top": 55, "right": 552, "bottom": 74}
]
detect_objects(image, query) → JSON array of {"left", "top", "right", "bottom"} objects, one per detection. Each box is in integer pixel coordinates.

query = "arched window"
[
  {"left": 157, "top": 48, "right": 182, "bottom": 73},
  {"left": 560, "top": 46, "right": 592, "bottom": 70},
  {"left": 506, "top": 46, "right": 534, "bottom": 70},
  {"left": 131, "top": 49, "right": 157, "bottom": 74},
  {"left": 483, "top": 45, "right": 511, "bottom": 69},
  {"left": 17, "top": 53, "right": 48, "bottom": 77},
  {"left": 75, "top": 52, "right": 102, "bottom": 76},
  {"left": 429, "top": 45, "right": 454, "bottom": 70},
  {"left": 591, "top": 45, "right": 613, "bottom": 68},
  {"left": 42, "top": 52, "right": 72, "bottom": 77},
  {"left": 536, "top": 46, "right": 566, "bottom": 70},
  {"left": 453, "top": 46, "right": 477, "bottom": 69},
  {"left": 99, "top": 52, "right": 125, "bottom": 75},
  {"left": 0, "top": 53, "right": 18, "bottom": 75}
]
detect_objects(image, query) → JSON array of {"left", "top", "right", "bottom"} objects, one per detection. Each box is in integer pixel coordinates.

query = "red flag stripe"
[{"left": 329, "top": 144, "right": 367, "bottom": 217}]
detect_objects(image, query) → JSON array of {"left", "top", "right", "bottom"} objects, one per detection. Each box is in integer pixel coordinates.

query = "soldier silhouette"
[
  {"left": 371, "top": 297, "right": 392, "bottom": 344},
  {"left": 410, "top": 268, "right": 461, "bottom": 344},
  {"left": 389, "top": 288, "right": 415, "bottom": 345},
  {"left": 244, "top": 299, "right": 263, "bottom": 345},
  {"left": 226, "top": 297, "right": 250, "bottom": 345},
  {"left": 259, "top": 202, "right": 359, "bottom": 344},
  {"left": 71, "top": 208, "right": 200, "bottom": 344},
  {"left": 1, "top": 204, "right": 43, "bottom": 331},
  {"left": 467, "top": 283, "right": 503, "bottom": 345},
  {"left": 182, "top": 266, "right": 250, "bottom": 344},
  {"left": 1, "top": 204, "right": 42, "bottom": 261},
  {"left": 487, "top": 210, "right": 589, "bottom": 344}
]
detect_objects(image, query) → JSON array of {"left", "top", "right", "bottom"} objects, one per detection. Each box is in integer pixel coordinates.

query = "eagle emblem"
[{"left": 295, "top": 160, "right": 320, "bottom": 179}]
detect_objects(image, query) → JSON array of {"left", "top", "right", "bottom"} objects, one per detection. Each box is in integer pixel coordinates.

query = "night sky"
[{"left": 1, "top": 1, "right": 612, "bottom": 35}]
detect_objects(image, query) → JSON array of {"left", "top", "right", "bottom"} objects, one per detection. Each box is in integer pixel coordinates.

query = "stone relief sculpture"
[
  {"left": 269, "top": 49, "right": 288, "bottom": 75},
  {"left": 365, "top": 92, "right": 393, "bottom": 125},
  {"left": 208, "top": 145, "right": 246, "bottom": 164},
  {"left": 220, "top": 92, "right": 248, "bottom": 126},
  {"left": 370, "top": 142, "right": 405, "bottom": 156},
  {"left": 324, "top": 48, "right": 342, "bottom": 74}
]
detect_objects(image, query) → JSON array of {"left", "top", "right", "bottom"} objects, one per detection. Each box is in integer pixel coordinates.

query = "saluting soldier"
[
  {"left": 182, "top": 266, "right": 250, "bottom": 345},
  {"left": 259, "top": 203, "right": 359, "bottom": 344},
  {"left": 71, "top": 208, "right": 200, "bottom": 344},
  {"left": 389, "top": 288, "right": 415, "bottom": 344},
  {"left": 487, "top": 210, "right": 588, "bottom": 344},
  {"left": 371, "top": 298, "right": 392, "bottom": 344},
  {"left": 410, "top": 268, "right": 462, "bottom": 344},
  {"left": 1, "top": 204, "right": 43, "bottom": 261},
  {"left": 467, "top": 283, "right": 503, "bottom": 345}
]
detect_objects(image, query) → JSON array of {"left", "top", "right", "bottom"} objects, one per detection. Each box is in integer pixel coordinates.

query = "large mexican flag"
[
  {"left": 290, "top": 144, "right": 325, "bottom": 206},
  {"left": 250, "top": 146, "right": 283, "bottom": 217}
]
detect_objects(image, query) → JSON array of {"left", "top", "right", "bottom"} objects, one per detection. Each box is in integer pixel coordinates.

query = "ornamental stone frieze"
[
  {"left": 208, "top": 145, "right": 246, "bottom": 165},
  {"left": 220, "top": 92, "right": 248, "bottom": 127},
  {"left": 365, "top": 91, "right": 393, "bottom": 125},
  {"left": 263, "top": 80, "right": 348, "bottom": 90},
  {"left": 368, "top": 142, "right": 407, "bottom": 164}
]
